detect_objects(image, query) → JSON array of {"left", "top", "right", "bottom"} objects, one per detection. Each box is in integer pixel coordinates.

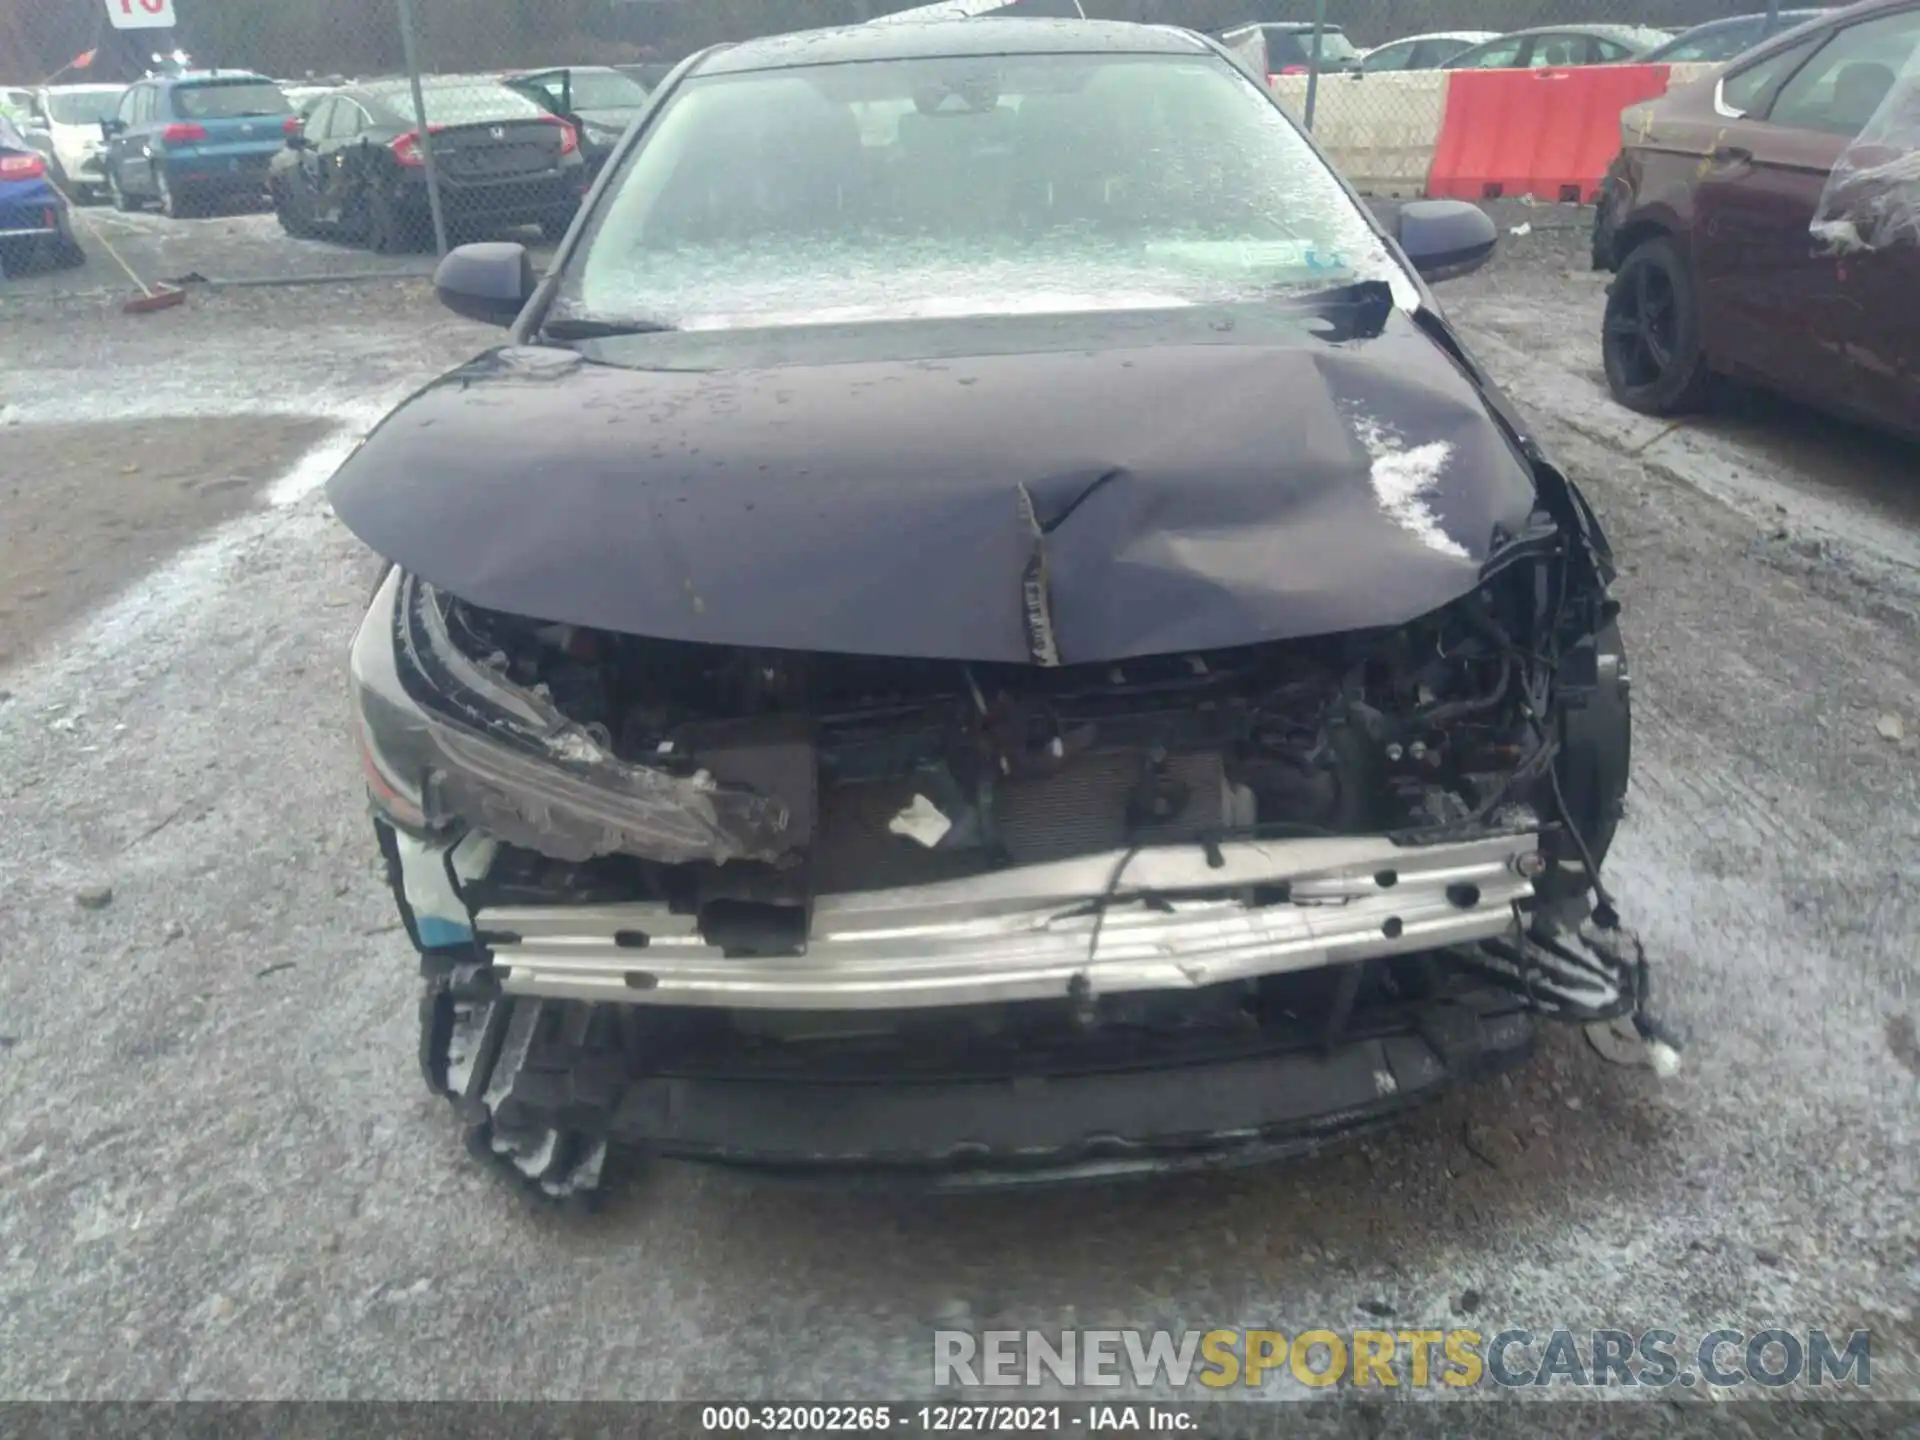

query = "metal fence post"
[
  {"left": 1303, "top": 0, "right": 1325, "bottom": 133},
  {"left": 396, "top": 0, "right": 450, "bottom": 257}
]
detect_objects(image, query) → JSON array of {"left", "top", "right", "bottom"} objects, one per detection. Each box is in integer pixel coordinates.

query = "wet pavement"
[{"left": 0, "top": 209, "right": 1916, "bottom": 1408}]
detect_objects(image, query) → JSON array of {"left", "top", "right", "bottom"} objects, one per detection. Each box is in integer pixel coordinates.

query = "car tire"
[
  {"left": 157, "top": 170, "right": 198, "bottom": 220},
  {"left": 366, "top": 188, "right": 405, "bottom": 254},
  {"left": 1602, "top": 236, "right": 1710, "bottom": 416},
  {"left": 109, "top": 169, "right": 138, "bottom": 212},
  {"left": 272, "top": 182, "right": 312, "bottom": 238},
  {"left": 43, "top": 224, "right": 86, "bottom": 269}
]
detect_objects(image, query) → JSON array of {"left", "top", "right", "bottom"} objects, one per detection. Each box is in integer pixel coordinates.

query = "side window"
[
  {"left": 304, "top": 97, "right": 338, "bottom": 140},
  {"left": 327, "top": 101, "right": 365, "bottom": 140},
  {"left": 1593, "top": 38, "right": 1636, "bottom": 62},
  {"left": 135, "top": 88, "right": 156, "bottom": 124},
  {"left": 1530, "top": 35, "right": 1582, "bottom": 68},
  {"left": 1766, "top": 8, "right": 1920, "bottom": 134},
  {"left": 1265, "top": 33, "right": 1307, "bottom": 68},
  {"left": 1465, "top": 38, "right": 1526, "bottom": 69},
  {"left": 1667, "top": 27, "right": 1748, "bottom": 64},
  {"left": 115, "top": 88, "right": 138, "bottom": 125},
  {"left": 1721, "top": 35, "right": 1824, "bottom": 113},
  {"left": 1363, "top": 41, "right": 1414, "bottom": 73}
]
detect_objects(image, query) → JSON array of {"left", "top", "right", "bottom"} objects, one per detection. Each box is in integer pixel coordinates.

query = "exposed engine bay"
[{"left": 376, "top": 549, "right": 1612, "bottom": 919}]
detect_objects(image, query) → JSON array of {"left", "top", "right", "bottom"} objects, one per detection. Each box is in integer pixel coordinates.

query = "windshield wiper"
[
  {"left": 540, "top": 316, "right": 678, "bottom": 341},
  {"left": 1275, "top": 278, "right": 1394, "bottom": 340}
]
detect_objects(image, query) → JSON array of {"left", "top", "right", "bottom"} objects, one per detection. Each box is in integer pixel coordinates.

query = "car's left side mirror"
[
  {"left": 1396, "top": 199, "right": 1498, "bottom": 281},
  {"left": 435, "top": 241, "right": 535, "bottom": 325},
  {"left": 100, "top": 118, "right": 124, "bottom": 138}
]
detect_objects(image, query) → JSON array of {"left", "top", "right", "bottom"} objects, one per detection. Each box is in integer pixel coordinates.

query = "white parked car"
[
  {"left": 1359, "top": 31, "right": 1499, "bottom": 71},
  {"left": 32, "top": 84, "right": 127, "bottom": 202}
]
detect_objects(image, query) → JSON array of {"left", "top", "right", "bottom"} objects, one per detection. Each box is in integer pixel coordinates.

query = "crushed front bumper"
[
  {"left": 602, "top": 986, "right": 1535, "bottom": 1186},
  {"left": 476, "top": 830, "right": 1542, "bottom": 1011}
]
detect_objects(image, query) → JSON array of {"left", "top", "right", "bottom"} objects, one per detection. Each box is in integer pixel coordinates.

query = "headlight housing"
[{"left": 348, "top": 569, "right": 793, "bottom": 863}]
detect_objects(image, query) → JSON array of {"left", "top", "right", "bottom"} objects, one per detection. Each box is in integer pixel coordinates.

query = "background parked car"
[
  {"left": 1595, "top": 0, "right": 1918, "bottom": 437},
  {"left": 281, "top": 81, "right": 347, "bottom": 113},
  {"left": 1360, "top": 31, "right": 1498, "bottom": 72},
  {"left": 102, "top": 71, "right": 295, "bottom": 218},
  {"left": 1219, "top": 21, "right": 1365, "bottom": 77},
  {"left": 0, "top": 113, "right": 83, "bottom": 272},
  {"left": 615, "top": 62, "right": 673, "bottom": 91},
  {"left": 269, "top": 77, "right": 586, "bottom": 252},
  {"left": 502, "top": 65, "right": 651, "bottom": 177},
  {"left": 1444, "top": 25, "right": 1675, "bottom": 69},
  {"left": 29, "top": 84, "right": 125, "bottom": 202},
  {"left": 1640, "top": 10, "right": 1830, "bottom": 62}
]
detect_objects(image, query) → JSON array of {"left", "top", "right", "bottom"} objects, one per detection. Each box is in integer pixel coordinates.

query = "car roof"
[
  {"left": 1639, "top": 9, "right": 1828, "bottom": 53},
  {"left": 1672, "top": 8, "right": 1826, "bottom": 27},
  {"left": 157, "top": 71, "right": 276, "bottom": 85},
  {"left": 693, "top": 17, "right": 1211, "bottom": 76},
  {"left": 1223, "top": 21, "right": 1350, "bottom": 33},
  {"left": 1483, "top": 24, "right": 1668, "bottom": 40},
  {"left": 1375, "top": 30, "right": 1497, "bottom": 43}
]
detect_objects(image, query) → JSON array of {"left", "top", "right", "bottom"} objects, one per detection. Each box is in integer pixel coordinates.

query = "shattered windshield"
[{"left": 555, "top": 52, "right": 1414, "bottom": 330}]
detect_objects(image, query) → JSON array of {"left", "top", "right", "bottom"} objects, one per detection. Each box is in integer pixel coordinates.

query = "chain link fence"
[{"left": 0, "top": 0, "right": 1771, "bottom": 286}]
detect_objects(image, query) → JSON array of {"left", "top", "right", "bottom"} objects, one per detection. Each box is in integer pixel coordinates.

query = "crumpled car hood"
[{"left": 328, "top": 309, "right": 1539, "bottom": 663}]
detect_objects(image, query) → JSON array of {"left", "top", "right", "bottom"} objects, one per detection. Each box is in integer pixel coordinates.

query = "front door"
[
  {"left": 1697, "top": 5, "right": 1920, "bottom": 407},
  {"left": 315, "top": 101, "right": 369, "bottom": 227},
  {"left": 106, "top": 86, "right": 144, "bottom": 195},
  {"left": 1692, "top": 114, "right": 1849, "bottom": 404}
]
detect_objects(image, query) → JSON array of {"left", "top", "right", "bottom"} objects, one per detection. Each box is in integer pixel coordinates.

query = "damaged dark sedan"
[{"left": 330, "top": 18, "right": 1653, "bottom": 1201}]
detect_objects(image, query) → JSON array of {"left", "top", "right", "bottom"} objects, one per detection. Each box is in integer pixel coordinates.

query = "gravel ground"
[{"left": 0, "top": 208, "right": 1916, "bottom": 1411}]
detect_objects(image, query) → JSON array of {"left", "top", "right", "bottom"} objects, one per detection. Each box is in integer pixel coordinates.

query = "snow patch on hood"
[{"left": 1345, "top": 408, "right": 1467, "bottom": 561}]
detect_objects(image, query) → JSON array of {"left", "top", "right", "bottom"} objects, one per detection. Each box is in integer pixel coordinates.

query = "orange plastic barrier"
[{"left": 1426, "top": 64, "right": 1675, "bottom": 204}]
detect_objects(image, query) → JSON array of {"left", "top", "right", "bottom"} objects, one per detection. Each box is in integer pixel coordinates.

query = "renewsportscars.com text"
[{"left": 933, "top": 1327, "right": 1873, "bottom": 1390}]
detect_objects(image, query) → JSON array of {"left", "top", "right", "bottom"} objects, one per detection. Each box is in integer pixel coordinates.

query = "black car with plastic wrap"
[
  {"left": 270, "top": 77, "right": 586, "bottom": 251},
  {"left": 330, "top": 19, "right": 1653, "bottom": 1202}
]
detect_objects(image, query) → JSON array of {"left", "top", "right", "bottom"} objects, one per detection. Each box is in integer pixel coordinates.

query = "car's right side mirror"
[
  {"left": 1396, "top": 199, "right": 1498, "bottom": 281},
  {"left": 434, "top": 241, "right": 535, "bottom": 326}
]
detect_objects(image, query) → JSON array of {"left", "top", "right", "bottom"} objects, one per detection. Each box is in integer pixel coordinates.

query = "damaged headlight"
[{"left": 347, "top": 569, "right": 794, "bottom": 863}]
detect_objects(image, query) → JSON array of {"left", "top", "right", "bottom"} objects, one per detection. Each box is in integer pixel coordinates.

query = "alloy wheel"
[{"left": 1603, "top": 261, "right": 1680, "bottom": 389}]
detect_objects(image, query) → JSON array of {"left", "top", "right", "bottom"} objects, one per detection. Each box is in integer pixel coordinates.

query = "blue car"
[
  {"left": 1638, "top": 8, "right": 1829, "bottom": 62},
  {"left": 0, "top": 114, "right": 83, "bottom": 272},
  {"left": 101, "top": 71, "right": 294, "bottom": 218}
]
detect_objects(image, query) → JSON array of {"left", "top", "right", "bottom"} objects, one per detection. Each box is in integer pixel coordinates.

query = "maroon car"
[{"left": 1592, "top": 0, "right": 1920, "bottom": 437}]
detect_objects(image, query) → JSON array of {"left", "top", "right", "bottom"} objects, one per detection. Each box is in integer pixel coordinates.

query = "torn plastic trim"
[
  {"left": 389, "top": 827, "right": 500, "bottom": 949},
  {"left": 475, "top": 828, "right": 1543, "bottom": 1011},
  {"left": 352, "top": 568, "right": 795, "bottom": 865}
]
